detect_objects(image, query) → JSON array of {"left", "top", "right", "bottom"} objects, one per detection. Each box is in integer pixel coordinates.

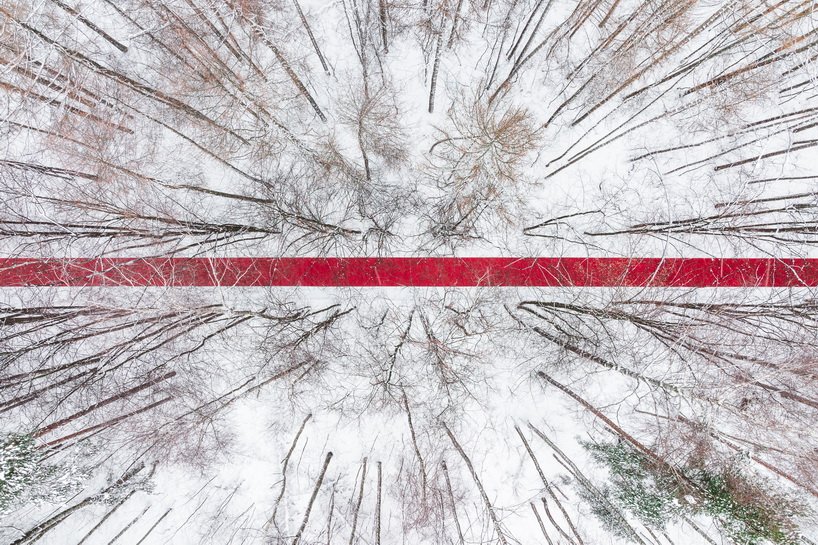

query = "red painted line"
[{"left": 0, "top": 257, "right": 816, "bottom": 287}]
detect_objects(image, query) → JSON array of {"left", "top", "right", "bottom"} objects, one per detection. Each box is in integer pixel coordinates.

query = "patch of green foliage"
[
  {"left": 582, "top": 440, "right": 802, "bottom": 545},
  {"left": 694, "top": 470, "right": 800, "bottom": 545},
  {"left": 0, "top": 433, "right": 90, "bottom": 514},
  {"left": 575, "top": 480, "right": 638, "bottom": 539},
  {"left": 0, "top": 434, "right": 39, "bottom": 512},
  {"left": 584, "top": 440, "right": 683, "bottom": 528}
]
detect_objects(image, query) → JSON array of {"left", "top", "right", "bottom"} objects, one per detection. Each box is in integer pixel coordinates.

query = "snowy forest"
[{"left": 2, "top": 0, "right": 818, "bottom": 543}]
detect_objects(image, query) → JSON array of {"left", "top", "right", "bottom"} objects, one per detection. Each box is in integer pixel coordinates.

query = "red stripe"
[{"left": 0, "top": 257, "right": 816, "bottom": 287}]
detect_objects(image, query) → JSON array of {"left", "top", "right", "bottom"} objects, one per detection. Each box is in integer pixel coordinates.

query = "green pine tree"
[
  {"left": 582, "top": 440, "right": 802, "bottom": 545},
  {"left": 583, "top": 440, "right": 686, "bottom": 529},
  {"left": 0, "top": 433, "right": 91, "bottom": 514},
  {"left": 0, "top": 434, "right": 39, "bottom": 512},
  {"left": 694, "top": 470, "right": 800, "bottom": 545}
]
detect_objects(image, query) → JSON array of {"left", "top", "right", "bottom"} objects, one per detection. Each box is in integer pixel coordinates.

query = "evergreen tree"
[
  {"left": 0, "top": 433, "right": 90, "bottom": 514},
  {"left": 582, "top": 440, "right": 803, "bottom": 545},
  {"left": 0, "top": 434, "right": 39, "bottom": 513},
  {"left": 584, "top": 440, "right": 685, "bottom": 529}
]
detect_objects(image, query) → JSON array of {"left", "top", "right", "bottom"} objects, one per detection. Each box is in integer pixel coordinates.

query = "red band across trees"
[{"left": 0, "top": 257, "right": 817, "bottom": 287}]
